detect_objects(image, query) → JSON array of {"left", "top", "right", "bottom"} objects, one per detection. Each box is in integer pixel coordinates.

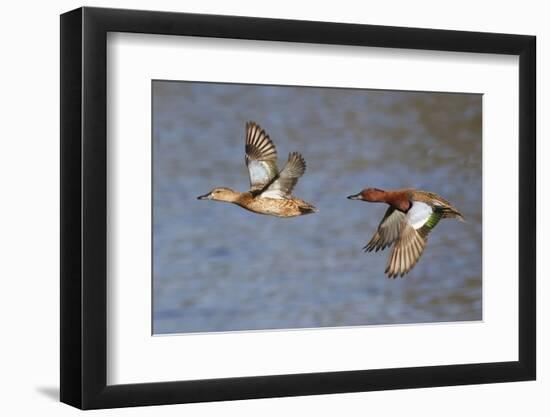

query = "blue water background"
[{"left": 153, "top": 81, "right": 482, "bottom": 334}]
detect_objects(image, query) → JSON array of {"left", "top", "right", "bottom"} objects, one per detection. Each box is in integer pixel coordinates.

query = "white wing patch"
[
  {"left": 406, "top": 201, "right": 433, "bottom": 229},
  {"left": 247, "top": 161, "right": 272, "bottom": 187},
  {"left": 258, "top": 189, "right": 285, "bottom": 199}
]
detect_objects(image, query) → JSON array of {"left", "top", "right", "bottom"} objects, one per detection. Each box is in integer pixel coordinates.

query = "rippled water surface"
[{"left": 153, "top": 81, "right": 482, "bottom": 334}]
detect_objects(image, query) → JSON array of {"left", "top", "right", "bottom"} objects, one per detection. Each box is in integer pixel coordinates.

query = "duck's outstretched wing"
[
  {"left": 260, "top": 152, "right": 306, "bottom": 199},
  {"left": 384, "top": 201, "right": 443, "bottom": 278},
  {"left": 385, "top": 221, "right": 427, "bottom": 278},
  {"left": 245, "top": 122, "right": 278, "bottom": 192},
  {"left": 364, "top": 207, "right": 406, "bottom": 252}
]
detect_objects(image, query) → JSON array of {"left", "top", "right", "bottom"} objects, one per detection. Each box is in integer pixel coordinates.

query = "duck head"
[
  {"left": 347, "top": 188, "right": 386, "bottom": 202},
  {"left": 197, "top": 187, "right": 240, "bottom": 203}
]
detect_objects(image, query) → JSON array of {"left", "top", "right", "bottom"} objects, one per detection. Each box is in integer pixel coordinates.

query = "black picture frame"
[{"left": 60, "top": 6, "right": 536, "bottom": 410}]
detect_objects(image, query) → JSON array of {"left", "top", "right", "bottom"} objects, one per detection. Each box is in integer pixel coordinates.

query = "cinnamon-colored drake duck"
[
  {"left": 347, "top": 188, "right": 464, "bottom": 278},
  {"left": 197, "top": 121, "right": 317, "bottom": 218}
]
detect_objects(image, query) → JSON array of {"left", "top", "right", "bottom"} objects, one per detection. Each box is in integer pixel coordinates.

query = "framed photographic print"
[{"left": 60, "top": 6, "right": 536, "bottom": 410}]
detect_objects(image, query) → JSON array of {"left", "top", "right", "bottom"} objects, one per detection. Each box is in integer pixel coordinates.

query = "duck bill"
[
  {"left": 347, "top": 192, "right": 363, "bottom": 200},
  {"left": 197, "top": 192, "right": 211, "bottom": 200}
]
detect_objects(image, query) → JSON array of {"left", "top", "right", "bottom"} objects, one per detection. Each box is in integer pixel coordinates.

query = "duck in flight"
[
  {"left": 347, "top": 188, "right": 464, "bottom": 278},
  {"left": 198, "top": 121, "right": 317, "bottom": 218}
]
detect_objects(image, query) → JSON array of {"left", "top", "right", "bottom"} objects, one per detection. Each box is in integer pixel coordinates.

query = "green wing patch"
[{"left": 418, "top": 209, "right": 443, "bottom": 237}]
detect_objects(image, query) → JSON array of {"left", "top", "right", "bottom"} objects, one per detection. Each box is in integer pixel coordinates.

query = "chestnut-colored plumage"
[
  {"left": 197, "top": 122, "right": 317, "bottom": 218},
  {"left": 347, "top": 188, "right": 464, "bottom": 278}
]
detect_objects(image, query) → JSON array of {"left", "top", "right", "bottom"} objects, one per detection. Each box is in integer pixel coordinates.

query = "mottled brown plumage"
[
  {"left": 347, "top": 188, "right": 464, "bottom": 278},
  {"left": 198, "top": 122, "right": 317, "bottom": 218}
]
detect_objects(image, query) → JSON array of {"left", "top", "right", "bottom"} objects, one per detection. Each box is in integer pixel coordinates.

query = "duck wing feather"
[
  {"left": 384, "top": 201, "right": 446, "bottom": 278},
  {"left": 244, "top": 122, "right": 279, "bottom": 192},
  {"left": 364, "top": 207, "right": 406, "bottom": 252},
  {"left": 411, "top": 190, "right": 464, "bottom": 220},
  {"left": 385, "top": 221, "right": 427, "bottom": 278},
  {"left": 260, "top": 152, "right": 306, "bottom": 199}
]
